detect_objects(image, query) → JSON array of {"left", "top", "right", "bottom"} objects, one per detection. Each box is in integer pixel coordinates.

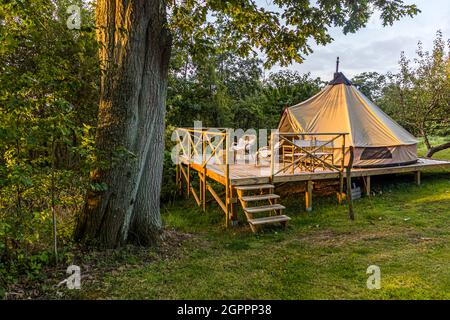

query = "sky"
[{"left": 259, "top": 0, "right": 450, "bottom": 80}]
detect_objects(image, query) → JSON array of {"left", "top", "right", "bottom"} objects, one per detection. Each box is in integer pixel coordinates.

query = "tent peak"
[{"left": 330, "top": 71, "right": 352, "bottom": 86}]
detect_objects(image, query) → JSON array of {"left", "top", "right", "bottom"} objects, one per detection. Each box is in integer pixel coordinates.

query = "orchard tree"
[
  {"left": 380, "top": 31, "right": 450, "bottom": 158},
  {"left": 351, "top": 72, "right": 387, "bottom": 101},
  {"left": 75, "top": 0, "right": 420, "bottom": 247}
]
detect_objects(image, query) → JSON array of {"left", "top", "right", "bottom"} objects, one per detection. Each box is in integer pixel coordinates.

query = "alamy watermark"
[
  {"left": 170, "top": 121, "right": 276, "bottom": 175},
  {"left": 57, "top": 265, "right": 81, "bottom": 290},
  {"left": 66, "top": 5, "right": 81, "bottom": 30},
  {"left": 366, "top": 265, "right": 381, "bottom": 290}
]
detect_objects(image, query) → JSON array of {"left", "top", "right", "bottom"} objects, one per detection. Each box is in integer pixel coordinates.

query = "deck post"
[
  {"left": 306, "top": 180, "right": 313, "bottom": 212},
  {"left": 187, "top": 132, "right": 191, "bottom": 198},
  {"left": 187, "top": 164, "right": 190, "bottom": 198},
  {"left": 177, "top": 164, "right": 182, "bottom": 194},
  {"left": 363, "top": 176, "right": 371, "bottom": 197},
  {"left": 229, "top": 186, "right": 238, "bottom": 224},
  {"left": 346, "top": 146, "right": 355, "bottom": 220},
  {"left": 175, "top": 162, "right": 179, "bottom": 187},
  {"left": 338, "top": 134, "right": 346, "bottom": 204},
  {"left": 269, "top": 132, "right": 275, "bottom": 184},
  {"left": 415, "top": 171, "right": 421, "bottom": 186},
  {"left": 225, "top": 130, "right": 231, "bottom": 227},
  {"left": 175, "top": 138, "right": 180, "bottom": 189},
  {"left": 202, "top": 132, "right": 206, "bottom": 211}
]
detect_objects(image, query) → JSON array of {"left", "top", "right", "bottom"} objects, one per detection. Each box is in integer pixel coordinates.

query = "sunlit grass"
[
  {"left": 417, "top": 136, "right": 450, "bottom": 160},
  {"left": 70, "top": 137, "right": 450, "bottom": 300}
]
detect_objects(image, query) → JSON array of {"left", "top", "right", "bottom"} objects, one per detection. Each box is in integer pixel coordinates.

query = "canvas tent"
[{"left": 278, "top": 71, "right": 418, "bottom": 168}]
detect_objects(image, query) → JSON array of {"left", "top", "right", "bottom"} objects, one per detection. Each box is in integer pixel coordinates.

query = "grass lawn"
[
  {"left": 68, "top": 139, "right": 450, "bottom": 300},
  {"left": 417, "top": 136, "right": 450, "bottom": 160}
]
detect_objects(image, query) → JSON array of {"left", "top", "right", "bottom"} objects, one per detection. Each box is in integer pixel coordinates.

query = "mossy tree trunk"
[{"left": 75, "top": 0, "right": 171, "bottom": 247}]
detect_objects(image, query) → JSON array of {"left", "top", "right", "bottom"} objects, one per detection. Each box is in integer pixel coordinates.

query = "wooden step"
[
  {"left": 240, "top": 194, "right": 280, "bottom": 202},
  {"left": 235, "top": 184, "right": 275, "bottom": 191},
  {"left": 248, "top": 215, "right": 291, "bottom": 226},
  {"left": 244, "top": 204, "right": 285, "bottom": 214}
]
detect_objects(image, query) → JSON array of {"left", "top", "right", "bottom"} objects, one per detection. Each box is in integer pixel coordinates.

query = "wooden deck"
[
  {"left": 181, "top": 157, "right": 450, "bottom": 186},
  {"left": 175, "top": 128, "right": 450, "bottom": 231}
]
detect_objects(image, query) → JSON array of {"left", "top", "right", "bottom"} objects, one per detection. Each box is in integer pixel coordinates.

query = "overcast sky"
[{"left": 260, "top": 0, "right": 450, "bottom": 80}]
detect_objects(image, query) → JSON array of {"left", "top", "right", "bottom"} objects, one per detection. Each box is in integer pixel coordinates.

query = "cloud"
[{"left": 268, "top": 0, "right": 449, "bottom": 80}]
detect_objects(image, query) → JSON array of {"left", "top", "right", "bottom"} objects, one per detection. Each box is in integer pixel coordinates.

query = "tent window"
[{"left": 360, "top": 147, "right": 392, "bottom": 160}]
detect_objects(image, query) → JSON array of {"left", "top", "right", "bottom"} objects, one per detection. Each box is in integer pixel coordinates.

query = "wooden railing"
[
  {"left": 270, "top": 132, "right": 348, "bottom": 176},
  {"left": 174, "top": 128, "right": 232, "bottom": 225},
  {"left": 174, "top": 128, "right": 354, "bottom": 222},
  {"left": 174, "top": 127, "right": 230, "bottom": 170},
  {"left": 269, "top": 132, "right": 350, "bottom": 200}
]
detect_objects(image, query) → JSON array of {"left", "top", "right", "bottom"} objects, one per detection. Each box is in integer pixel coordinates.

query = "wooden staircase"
[{"left": 235, "top": 184, "right": 290, "bottom": 232}]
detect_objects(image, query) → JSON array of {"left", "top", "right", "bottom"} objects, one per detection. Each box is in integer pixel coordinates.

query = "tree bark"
[
  {"left": 75, "top": 0, "right": 171, "bottom": 247},
  {"left": 425, "top": 142, "right": 450, "bottom": 158},
  {"left": 419, "top": 126, "right": 431, "bottom": 150}
]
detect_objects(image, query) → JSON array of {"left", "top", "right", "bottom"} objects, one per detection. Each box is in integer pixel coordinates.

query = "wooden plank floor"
[{"left": 181, "top": 157, "right": 450, "bottom": 186}]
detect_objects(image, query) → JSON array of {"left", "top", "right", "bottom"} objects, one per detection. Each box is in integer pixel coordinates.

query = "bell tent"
[{"left": 278, "top": 63, "right": 418, "bottom": 168}]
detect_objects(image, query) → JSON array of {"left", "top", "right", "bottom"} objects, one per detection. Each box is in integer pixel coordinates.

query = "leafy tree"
[
  {"left": 0, "top": 0, "right": 98, "bottom": 276},
  {"left": 75, "top": 0, "right": 420, "bottom": 247},
  {"left": 262, "top": 70, "right": 323, "bottom": 125},
  {"left": 351, "top": 72, "right": 387, "bottom": 101},
  {"left": 379, "top": 31, "right": 450, "bottom": 157},
  {"left": 219, "top": 54, "right": 263, "bottom": 100}
]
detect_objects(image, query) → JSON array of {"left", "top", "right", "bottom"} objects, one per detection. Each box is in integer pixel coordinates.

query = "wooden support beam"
[
  {"left": 305, "top": 180, "right": 313, "bottom": 212},
  {"left": 269, "top": 132, "right": 275, "bottom": 183},
  {"left": 176, "top": 163, "right": 179, "bottom": 188},
  {"left": 198, "top": 172, "right": 202, "bottom": 202},
  {"left": 187, "top": 164, "right": 190, "bottom": 198},
  {"left": 346, "top": 146, "right": 354, "bottom": 220},
  {"left": 179, "top": 163, "right": 189, "bottom": 198},
  {"left": 338, "top": 172, "right": 344, "bottom": 204},
  {"left": 415, "top": 171, "right": 421, "bottom": 186},
  {"left": 363, "top": 176, "right": 371, "bottom": 197},
  {"left": 225, "top": 131, "right": 231, "bottom": 227},
  {"left": 177, "top": 164, "right": 183, "bottom": 195},
  {"left": 202, "top": 168, "right": 206, "bottom": 212},
  {"left": 200, "top": 132, "right": 206, "bottom": 212},
  {"left": 190, "top": 187, "right": 201, "bottom": 206},
  {"left": 206, "top": 183, "right": 227, "bottom": 214},
  {"left": 229, "top": 186, "right": 238, "bottom": 223}
]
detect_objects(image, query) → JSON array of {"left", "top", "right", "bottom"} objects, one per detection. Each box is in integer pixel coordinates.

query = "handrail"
[
  {"left": 175, "top": 128, "right": 230, "bottom": 170},
  {"left": 176, "top": 127, "right": 228, "bottom": 136},
  {"left": 269, "top": 132, "right": 349, "bottom": 180},
  {"left": 175, "top": 128, "right": 353, "bottom": 224},
  {"left": 276, "top": 132, "right": 349, "bottom": 136},
  {"left": 174, "top": 127, "right": 232, "bottom": 218}
]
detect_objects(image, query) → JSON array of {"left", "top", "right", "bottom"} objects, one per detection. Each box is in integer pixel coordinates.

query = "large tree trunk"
[{"left": 75, "top": 0, "right": 171, "bottom": 247}]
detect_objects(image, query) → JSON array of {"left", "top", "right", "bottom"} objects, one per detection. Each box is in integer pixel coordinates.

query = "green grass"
[
  {"left": 70, "top": 138, "right": 450, "bottom": 300},
  {"left": 417, "top": 136, "right": 450, "bottom": 160}
]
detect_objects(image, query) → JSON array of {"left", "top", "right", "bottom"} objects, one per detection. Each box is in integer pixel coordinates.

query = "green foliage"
[
  {"left": 0, "top": 0, "right": 99, "bottom": 287},
  {"left": 351, "top": 72, "right": 387, "bottom": 101},
  {"left": 260, "top": 71, "right": 323, "bottom": 128},
  {"left": 378, "top": 31, "right": 450, "bottom": 138},
  {"left": 166, "top": 50, "right": 322, "bottom": 130},
  {"left": 169, "top": 0, "right": 419, "bottom": 68}
]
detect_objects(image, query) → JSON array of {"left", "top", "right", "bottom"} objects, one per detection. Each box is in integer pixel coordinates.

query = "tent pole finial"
[{"left": 336, "top": 57, "right": 340, "bottom": 74}]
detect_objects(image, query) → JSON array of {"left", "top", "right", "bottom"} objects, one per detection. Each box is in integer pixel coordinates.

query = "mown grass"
[
  {"left": 71, "top": 139, "right": 450, "bottom": 300},
  {"left": 417, "top": 136, "right": 450, "bottom": 160}
]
